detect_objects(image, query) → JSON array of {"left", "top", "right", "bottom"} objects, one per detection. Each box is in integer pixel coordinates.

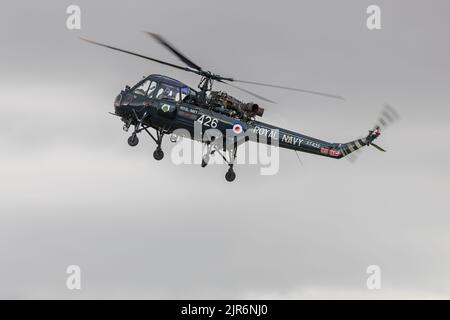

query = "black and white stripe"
[{"left": 345, "top": 104, "right": 400, "bottom": 163}]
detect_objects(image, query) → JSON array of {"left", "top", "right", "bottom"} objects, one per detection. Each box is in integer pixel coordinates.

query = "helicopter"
[{"left": 81, "top": 32, "right": 385, "bottom": 182}]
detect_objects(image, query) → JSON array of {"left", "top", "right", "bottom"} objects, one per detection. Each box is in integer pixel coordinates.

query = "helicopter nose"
[
  {"left": 114, "top": 94, "right": 122, "bottom": 108},
  {"left": 114, "top": 93, "right": 130, "bottom": 117}
]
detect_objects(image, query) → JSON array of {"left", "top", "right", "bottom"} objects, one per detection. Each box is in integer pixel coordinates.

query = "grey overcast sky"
[{"left": 1, "top": 0, "right": 449, "bottom": 299}]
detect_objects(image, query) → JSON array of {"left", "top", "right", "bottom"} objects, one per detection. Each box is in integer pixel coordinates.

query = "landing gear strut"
[
  {"left": 224, "top": 144, "right": 238, "bottom": 182},
  {"left": 124, "top": 111, "right": 166, "bottom": 160},
  {"left": 201, "top": 141, "right": 214, "bottom": 168},
  {"left": 202, "top": 142, "right": 238, "bottom": 182},
  {"left": 127, "top": 111, "right": 147, "bottom": 147},
  {"left": 148, "top": 129, "right": 165, "bottom": 161}
]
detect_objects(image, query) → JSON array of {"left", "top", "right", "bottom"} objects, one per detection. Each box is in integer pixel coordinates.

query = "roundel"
[
  {"left": 232, "top": 124, "right": 243, "bottom": 134},
  {"left": 161, "top": 104, "right": 171, "bottom": 112}
]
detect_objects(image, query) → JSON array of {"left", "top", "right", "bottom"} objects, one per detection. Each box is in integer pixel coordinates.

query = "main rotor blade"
[
  {"left": 144, "top": 32, "right": 203, "bottom": 72},
  {"left": 219, "top": 80, "right": 276, "bottom": 104},
  {"left": 80, "top": 38, "right": 199, "bottom": 75},
  {"left": 232, "top": 79, "right": 345, "bottom": 101}
]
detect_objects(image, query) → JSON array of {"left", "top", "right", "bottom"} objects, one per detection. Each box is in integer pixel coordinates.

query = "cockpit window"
[
  {"left": 155, "top": 83, "right": 181, "bottom": 102},
  {"left": 180, "top": 86, "right": 190, "bottom": 101},
  {"left": 181, "top": 87, "right": 198, "bottom": 103},
  {"left": 133, "top": 80, "right": 151, "bottom": 96},
  {"left": 147, "top": 81, "right": 157, "bottom": 98}
]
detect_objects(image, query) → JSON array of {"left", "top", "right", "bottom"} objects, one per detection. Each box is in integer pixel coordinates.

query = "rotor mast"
[
  {"left": 198, "top": 75, "right": 213, "bottom": 104},
  {"left": 197, "top": 72, "right": 234, "bottom": 104}
]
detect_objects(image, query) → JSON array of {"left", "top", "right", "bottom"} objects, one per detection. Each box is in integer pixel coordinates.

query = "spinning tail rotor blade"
[
  {"left": 219, "top": 80, "right": 276, "bottom": 104},
  {"left": 231, "top": 79, "right": 345, "bottom": 101},
  {"left": 375, "top": 104, "right": 401, "bottom": 129},
  {"left": 80, "top": 37, "right": 200, "bottom": 75},
  {"left": 346, "top": 104, "right": 400, "bottom": 163},
  {"left": 144, "top": 32, "right": 203, "bottom": 72}
]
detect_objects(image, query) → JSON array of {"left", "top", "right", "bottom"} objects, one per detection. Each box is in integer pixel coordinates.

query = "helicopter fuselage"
[
  {"left": 82, "top": 33, "right": 384, "bottom": 181},
  {"left": 113, "top": 76, "right": 346, "bottom": 160}
]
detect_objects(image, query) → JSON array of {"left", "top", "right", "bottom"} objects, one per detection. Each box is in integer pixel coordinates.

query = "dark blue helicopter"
[{"left": 81, "top": 33, "right": 384, "bottom": 182}]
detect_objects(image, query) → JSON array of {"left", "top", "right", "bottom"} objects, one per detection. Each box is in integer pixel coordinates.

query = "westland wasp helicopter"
[{"left": 81, "top": 32, "right": 385, "bottom": 182}]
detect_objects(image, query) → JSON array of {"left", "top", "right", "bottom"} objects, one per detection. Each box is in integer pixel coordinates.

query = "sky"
[{"left": 0, "top": 0, "right": 449, "bottom": 299}]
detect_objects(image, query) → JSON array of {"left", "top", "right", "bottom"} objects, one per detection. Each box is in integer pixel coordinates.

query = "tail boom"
[
  {"left": 314, "top": 127, "right": 383, "bottom": 159},
  {"left": 249, "top": 121, "right": 383, "bottom": 159}
]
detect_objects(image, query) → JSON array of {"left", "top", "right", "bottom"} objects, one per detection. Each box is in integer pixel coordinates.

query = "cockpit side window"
[
  {"left": 155, "top": 83, "right": 181, "bottom": 102},
  {"left": 133, "top": 80, "right": 151, "bottom": 96},
  {"left": 180, "top": 86, "right": 190, "bottom": 101},
  {"left": 181, "top": 87, "right": 198, "bottom": 104},
  {"left": 147, "top": 81, "right": 158, "bottom": 98}
]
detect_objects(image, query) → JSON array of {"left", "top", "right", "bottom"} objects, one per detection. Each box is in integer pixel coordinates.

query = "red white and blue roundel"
[{"left": 232, "top": 124, "right": 243, "bottom": 134}]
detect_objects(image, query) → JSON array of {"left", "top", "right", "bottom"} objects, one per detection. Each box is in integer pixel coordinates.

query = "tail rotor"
[{"left": 346, "top": 104, "right": 400, "bottom": 163}]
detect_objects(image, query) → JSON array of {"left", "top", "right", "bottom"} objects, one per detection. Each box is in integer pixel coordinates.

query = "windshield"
[
  {"left": 155, "top": 83, "right": 181, "bottom": 102},
  {"left": 133, "top": 80, "right": 150, "bottom": 96},
  {"left": 133, "top": 80, "right": 158, "bottom": 97}
]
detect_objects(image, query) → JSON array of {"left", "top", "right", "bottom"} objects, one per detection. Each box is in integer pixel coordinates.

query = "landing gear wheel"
[
  {"left": 128, "top": 134, "right": 139, "bottom": 147},
  {"left": 153, "top": 148, "right": 164, "bottom": 161},
  {"left": 225, "top": 169, "right": 236, "bottom": 182}
]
